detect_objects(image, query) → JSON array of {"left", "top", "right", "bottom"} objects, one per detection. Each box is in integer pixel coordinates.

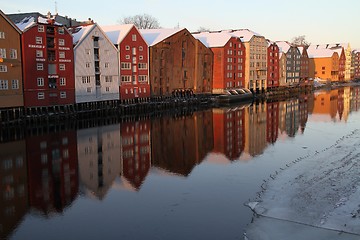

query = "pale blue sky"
[{"left": 2, "top": 0, "right": 360, "bottom": 48}]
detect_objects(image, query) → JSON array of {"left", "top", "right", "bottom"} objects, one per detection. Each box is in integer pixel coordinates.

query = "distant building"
[
  {"left": 352, "top": 49, "right": 360, "bottom": 80},
  {"left": 267, "top": 41, "right": 279, "bottom": 89},
  {"left": 276, "top": 41, "right": 301, "bottom": 87},
  {"left": 71, "top": 23, "right": 119, "bottom": 104},
  {"left": 16, "top": 15, "right": 75, "bottom": 108},
  {"left": 193, "top": 31, "right": 245, "bottom": 94},
  {"left": 102, "top": 24, "right": 150, "bottom": 102},
  {"left": 297, "top": 46, "right": 310, "bottom": 84},
  {"left": 0, "top": 10, "right": 23, "bottom": 109},
  {"left": 308, "top": 47, "right": 339, "bottom": 82},
  {"left": 228, "top": 29, "right": 268, "bottom": 93}
]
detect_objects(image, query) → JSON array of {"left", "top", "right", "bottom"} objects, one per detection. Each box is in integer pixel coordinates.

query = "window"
[
  {"left": 82, "top": 76, "right": 91, "bottom": 83},
  {"left": 0, "top": 65, "right": 7, "bottom": 72},
  {"left": 37, "top": 77, "right": 44, "bottom": 86},
  {"left": 132, "top": 47, "right": 136, "bottom": 55},
  {"left": 132, "top": 34, "right": 137, "bottom": 41},
  {"left": 0, "top": 32, "right": 5, "bottom": 39},
  {"left": 138, "top": 63, "right": 147, "bottom": 70},
  {"left": 139, "top": 75, "right": 147, "bottom": 82},
  {"left": 0, "top": 48, "right": 6, "bottom": 58},
  {"left": 87, "top": 87, "right": 92, "bottom": 92},
  {"left": 59, "top": 39, "right": 65, "bottom": 46},
  {"left": 86, "top": 62, "right": 91, "bottom": 68},
  {"left": 121, "top": 75, "right": 131, "bottom": 82},
  {"left": 59, "top": 52, "right": 65, "bottom": 58},
  {"left": 139, "top": 55, "right": 143, "bottom": 60},
  {"left": 36, "top": 37, "right": 42, "bottom": 44},
  {"left": 126, "top": 55, "right": 130, "bottom": 60},
  {"left": 59, "top": 64, "right": 65, "bottom": 70},
  {"left": 105, "top": 76, "right": 112, "bottom": 82},
  {"left": 139, "top": 46, "right": 143, "bottom": 51},
  {"left": 37, "top": 63, "right": 43, "bottom": 70},
  {"left": 132, "top": 65, "right": 137, "bottom": 72},
  {"left": 121, "top": 62, "right": 131, "bottom": 69},
  {"left": 0, "top": 80, "right": 8, "bottom": 90},
  {"left": 38, "top": 25, "right": 44, "bottom": 32},
  {"left": 36, "top": 50, "right": 43, "bottom": 58},
  {"left": 11, "top": 79, "right": 19, "bottom": 89},
  {"left": 125, "top": 45, "right": 130, "bottom": 50},
  {"left": 60, "top": 92, "right": 66, "bottom": 98},
  {"left": 58, "top": 27, "right": 65, "bottom": 34},
  {"left": 38, "top": 92, "right": 45, "bottom": 99},
  {"left": 106, "top": 87, "right": 110, "bottom": 92},
  {"left": 85, "top": 49, "right": 91, "bottom": 55},
  {"left": 105, "top": 62, "right": 110, "bottom": 68},
  {"left": 60, "top": 77, "right": 66, "bottom": 86},
  {"left": 9, "top": 49, "right": 17, "bottom": 59}
]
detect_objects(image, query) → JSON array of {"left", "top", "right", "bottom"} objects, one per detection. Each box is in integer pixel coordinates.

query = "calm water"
[{"left": 1, "top": 86, "right": 360, "bottom": 240}]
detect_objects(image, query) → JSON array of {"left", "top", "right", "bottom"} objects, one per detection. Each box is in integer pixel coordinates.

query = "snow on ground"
[{"left": 245, "top": 129, "right": 360, "bottom": 240}]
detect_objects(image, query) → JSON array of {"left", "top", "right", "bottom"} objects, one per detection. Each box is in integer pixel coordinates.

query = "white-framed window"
[
  {"left": 60, "top": 77, "right": 66, "bottom": 86},
  {"left": 132, "top": 66, "right": 137, "bottom": 73},
  {"left": 132, "top": 47, "right": 136, "bottom": 55},
  {"left": 37, "top": 77, "right": 44, "bottom": 86},
  {"left": 86, "top": 62, "right": 91, "bottom": 68},
  {"left": 139, "top": 46, "right": 143, "bottom": 51},
  {"left": 11, "top": 79, "right": 19, "bottom": 89},
  {"left": 0, "top": 65, "right": 7, "bottom": 72},
  {"left": 121, "top": 62, "right": 131, "bottom": 69},
  {"left": 38, "top": 25, "right": 44, "bottom": 32},
  {"left": 126, "top": 55, "right": 130, "bottom": 60},
  {"left": 59, "top": 52, "right": 65, "bottom": 59},
  {"left": 106, "top": 87, "right": 110, "bottom": 92},
  {"left": 59, "top": 64, "right": 65, "bottom": 70},
  {"left": 0, "top": 80, "right": 8, "bottom": 90},
  {"left": 138, "top": 63, "right": 147, "bottom": 70},
  {"left": 121, "top": 75, "right": 131, "bottom": 82},
  {"left": 105, "top": 62, "right": 110, "bottom": 68},
  {"left": 58, "top": 27, "right": 65, "bottom": 34},
  {"left": 37, "top": 63, "right": 44, "bottom": 70},
  {"left": 38, "top": 92, "right": 45, "bottom": 99},
  {"left": 138, "top": 75, "right": 147, "bottom": 82},
  {"left": 132, "top": 34, "right": 137, "bottom": 41},
  {"left": 82, "top": 76, "right": 91, "bottom": 84},
  {"left": 36, "top": 50, "right": 43, "bottom": 58},
  {"left": 125, "top": 89, "right": 128, "bottom": 94},
  {"left": 9, "top": 49, "right": 17, "bottom": 59},
  {"left": 139, "top": 55, "right": 143, "bottom": 60},
  {"left": 36, "top": 37, "right": 42, "bottom": 44},
  {"left": 0, "top": 48, "right": 6, "bottom": 58},
  {"left": 125, "top": 45, "right": 130, "bottom": 50},
  {"left": 132, "top": 57, "right": 137, "bottom": 64},
  {"left": 0, "top": 32, "right": 5, "bottom": 39},
  {"left": 59, "top": 39, "right": 65, "bottom": 46},
  {"left": 60, "top": 92, "right": 66, "bottom": 98}
]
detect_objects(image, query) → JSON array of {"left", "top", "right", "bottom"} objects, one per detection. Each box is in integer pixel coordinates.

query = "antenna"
[{"left": 55, "top": 1, "right": 58, "bottom": 14}]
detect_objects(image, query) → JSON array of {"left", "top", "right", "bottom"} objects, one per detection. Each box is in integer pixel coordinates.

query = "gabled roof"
[
  {"left": 276, "top": 41, "right": 291, "bottom": 54},
  {"left": 0, "top": 9, "right": 22, "bottom": 34},
  {"left": 223, "top": 29, "right": 263, "bottom": 42},
  {"left": 71, "top": 24, "right": 96, "bottom": 46},
  {"left": 101, "top": 24, "right": 134, "bottom": 45},
  {"left": 307, "top": 48, "right": 338, "bottom": 58},
  {"left": 140, "top": 28, "right": 185, "bottom": 46},
  {"left": 192, "top": 31, "right": 234, "bottom": 48}
]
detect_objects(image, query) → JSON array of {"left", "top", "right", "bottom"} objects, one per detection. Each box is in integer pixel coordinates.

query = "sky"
[{"left": 2, "top": 0, "right": 360, "bottom": 48}]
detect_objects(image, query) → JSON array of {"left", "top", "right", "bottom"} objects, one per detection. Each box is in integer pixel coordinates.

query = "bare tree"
[
  {"left": 291, "top": 35, "right": 310, "bottom": 46},
  {"left": 119, "top": 14, "right": 160, "bottom": 29}
]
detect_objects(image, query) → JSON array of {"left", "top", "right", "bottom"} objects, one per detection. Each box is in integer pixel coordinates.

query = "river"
[{"left": 1, "top": 86, "right": 360, "bottom": 240}]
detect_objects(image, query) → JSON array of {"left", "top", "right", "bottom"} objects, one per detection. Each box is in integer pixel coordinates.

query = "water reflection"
[{"left": 1, "top": 86, "right": 360, "bottom": 239}]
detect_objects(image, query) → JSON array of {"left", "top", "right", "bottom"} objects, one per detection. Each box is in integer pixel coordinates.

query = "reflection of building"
[
  {"left": 266, "top": 101, "right": 279, "bottom": 144},
  {"left": 151, "top": 111, "right": 212, "bottom": 175},
  {"left": 0, "top": 140, "right": 28, "bottom": 239},
  {"left": 142, "top": 28, "right": 213, "bottom": 96},
  {"left": 77, "top": 125, "right": 121, "bottom": 199},
  {"left": 121, "top": 120, "right": 151, "bottom": 189},
  {"left": 350, "top": 87, "right": 360, "bottom": 111},
  {"left": 311, "top": 90, "right": 339, "bottom": 121},
  {"left": 193, "top": 31, "right": 245, "bottom": 93},
  {"left": 26, "top": 131, "right": 78, "bottom": 215},
  {"left": 285, "top": 99, "right": 299, "bottom": 137},
  {"left": 298, "top": 94, "right": 310, "bottom": 133},
  {"left": 212, "top": 107, "right": 245, "bottom": 160},
  {"left": 244, "top": 102, "right": 267, "bottom": 157}
]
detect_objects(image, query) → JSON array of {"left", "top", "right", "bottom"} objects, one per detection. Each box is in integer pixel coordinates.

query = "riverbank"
[{"left": 245, "top": 129, "right": 360, "bottom": 239}]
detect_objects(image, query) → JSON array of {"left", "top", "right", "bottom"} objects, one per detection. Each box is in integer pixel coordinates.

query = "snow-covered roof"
[
  {"left": 15, "top": 15, "right": 62, "bottom": 31},
  {"left": 71, "top": 24, "right": 95, "bottom": 45},
  {"left": 276, "top": 41, "right": 291, "bottom": 53},
  {"left": 222, "top": 29, "right": 263, "bottom": 42},
  {"left": 101, "top": 24, "right": 134, "bottom": 44},
  {"left": 297, "top": 46, "right": 304, "bottom": 54},
  {"left": 307, "top": 48, "right": 338, "bottom": 58},
  {"left": 140, "top": 28, "right": 185, "bottom": 46},
  {"left": 192, "top": 31, "right": 234, "bottom": 48}
]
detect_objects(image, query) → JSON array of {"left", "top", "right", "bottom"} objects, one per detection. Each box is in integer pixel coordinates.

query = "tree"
[
  {"left": 119, "top": 14, "right": 160, "bottom": 29},
  {"left": 291, "top": 35, "right": 310, "bottom": 46}
]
